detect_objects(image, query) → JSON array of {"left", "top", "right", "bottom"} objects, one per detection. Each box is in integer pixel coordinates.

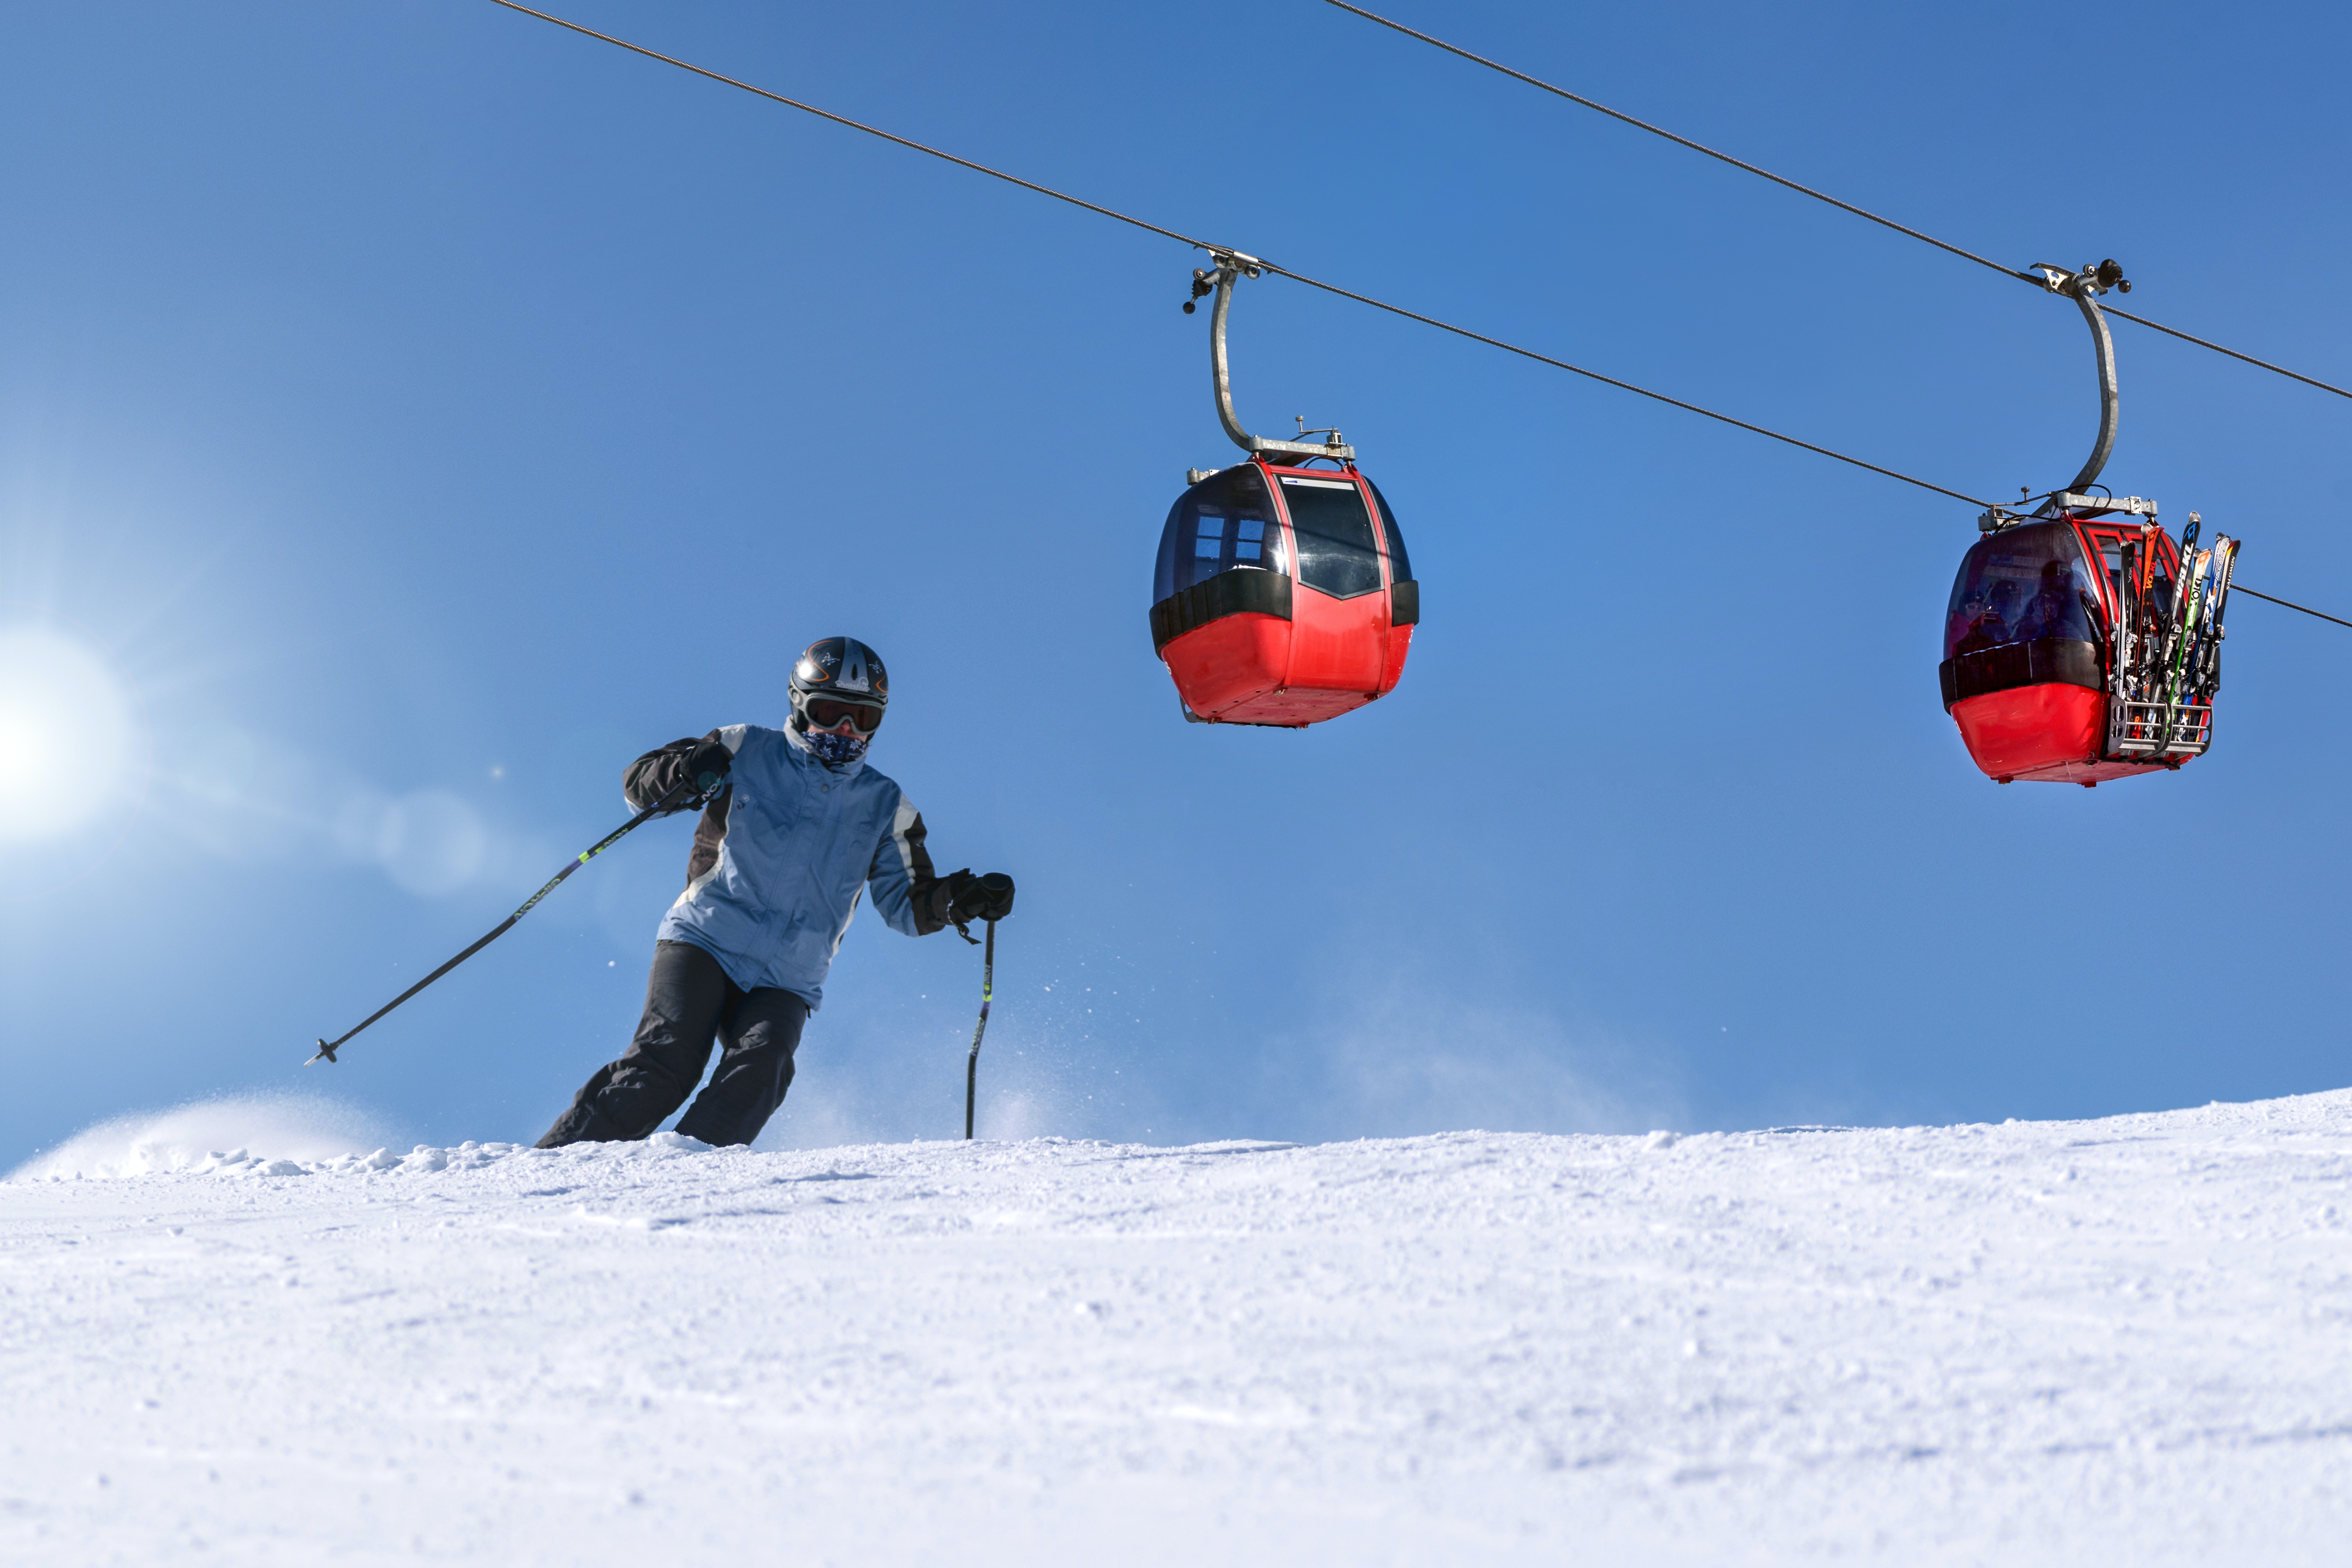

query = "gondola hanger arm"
[
  {"left": 1196, "top": 255, "right": 1355, "bottom": 464},
  {"left": 2026, "top": 260, "right": 2129, "bottom": 510}
]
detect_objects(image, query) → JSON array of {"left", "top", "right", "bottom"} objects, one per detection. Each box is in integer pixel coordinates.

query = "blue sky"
[{"left": 2, "top": 0, "right": 2346, "bottom": 1166}]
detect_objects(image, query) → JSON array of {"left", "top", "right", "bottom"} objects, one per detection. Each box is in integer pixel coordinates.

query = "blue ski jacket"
[{"left": 625, "top": 724, "right": 954, "bottom": 1010}]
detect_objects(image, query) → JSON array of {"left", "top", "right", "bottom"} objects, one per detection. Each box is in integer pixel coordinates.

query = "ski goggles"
[{"left": 802, "top": 695, "right": 885, "bottom": 735}]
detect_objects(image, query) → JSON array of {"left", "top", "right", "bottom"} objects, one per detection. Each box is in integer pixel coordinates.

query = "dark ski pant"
[{"left": 538, "top": 939, "right": 807, "bottom": 1149}]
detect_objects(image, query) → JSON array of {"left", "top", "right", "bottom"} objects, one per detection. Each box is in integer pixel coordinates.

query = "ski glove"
[
  {"left": 683, "top": 738, "right": 733, "bottom": 796},
  {"left": 947, "top": 870, "right": 1016, "bottom": 926}
]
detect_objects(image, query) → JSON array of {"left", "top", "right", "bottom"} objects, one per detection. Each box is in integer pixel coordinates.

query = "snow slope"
[{"left": 5, "top": 1093, "right": 2351, "bottom": 1565}]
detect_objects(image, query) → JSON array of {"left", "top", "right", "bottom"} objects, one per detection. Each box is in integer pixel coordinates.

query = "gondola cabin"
[
  {"left": 1150, "top": 458, "right": 1417, "bottom": 726},
  {"left": 1940, "top": 514, "right": 2231, "bottom": 785}
]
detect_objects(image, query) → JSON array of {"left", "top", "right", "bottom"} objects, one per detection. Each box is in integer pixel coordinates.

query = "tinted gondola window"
[
  {"left": 1155, "top": 467, "right": 1284, "bottom": 602},
  {"left": 1195, "top": 511, "right": 1226, "bottom": 561},
  {"left": 1944, "top": 522, "right": 2099, "bottom": 661},
  {"left": 1235, "top": 515, "right": 1269, "bottom": 562},
  {"left": 1366, "top": 478, "right": 1411, "bottom": 583},
  {"left": 1282, "top": 475, "right": 1383, "bottom": 599}
]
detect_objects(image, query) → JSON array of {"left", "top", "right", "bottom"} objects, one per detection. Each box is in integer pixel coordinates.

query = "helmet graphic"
[{"left": 789, "top": 636, "right": 890, "bottom": 740}]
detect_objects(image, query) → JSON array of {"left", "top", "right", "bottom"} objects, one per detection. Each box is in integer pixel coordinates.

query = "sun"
[{"left": 0, "top": 625, "right": 138, "bottom": 841}]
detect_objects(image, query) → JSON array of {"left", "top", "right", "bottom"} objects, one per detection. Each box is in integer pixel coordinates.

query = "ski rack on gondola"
[{"left": 2108, "top": 523, "right": 2238, "bottom": 763}]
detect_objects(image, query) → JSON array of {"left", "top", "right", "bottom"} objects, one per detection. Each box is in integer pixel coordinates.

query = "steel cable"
[
  {"left": 1322, "top": 0, "right": 2352, "bottom": 403},
  {"left": 2231, "top": 585, "right": 2352, "bottom": 630},
  {"left": 483, "top": 0, "right": 2340, "bottom": 627},
  {"left": 485, "top": 0, "right": 1986, "bottom": 504},
  {"left": 482, "top": 0, "right": 1217, "bottom": 251},
  {"left": 1252, "top": 262, "right": 1989, "bottom": 503}
]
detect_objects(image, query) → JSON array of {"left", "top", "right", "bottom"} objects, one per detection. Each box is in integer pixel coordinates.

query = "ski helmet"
[{"left": 789, "top": 636, "right": 889, "bottom": 744}]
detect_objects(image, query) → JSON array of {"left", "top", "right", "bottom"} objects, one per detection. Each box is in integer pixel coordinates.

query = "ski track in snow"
[{"left": 4, "top": 1095, "right": 2351, "bottom": 1564}]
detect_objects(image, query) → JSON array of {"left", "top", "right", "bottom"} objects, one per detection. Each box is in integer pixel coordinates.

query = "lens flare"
[
  {"left": 374, "top": 789, "right": 487, "bottom": 896},
  {"left": 0, "top": 626, "right": 136, "bottom": 841}
]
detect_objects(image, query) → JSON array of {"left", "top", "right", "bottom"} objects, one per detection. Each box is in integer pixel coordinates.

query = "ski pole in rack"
[{"left": 306, "top": 776, "right": 708, "bottom": 1065}]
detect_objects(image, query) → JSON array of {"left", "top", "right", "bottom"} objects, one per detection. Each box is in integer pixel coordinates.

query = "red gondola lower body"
[
  {"left": 1158, "top": 582, "right": 1412, "bottom": 727},
  {"left": 1949, "top": 685, "right": 2184, "bottom": 785}
]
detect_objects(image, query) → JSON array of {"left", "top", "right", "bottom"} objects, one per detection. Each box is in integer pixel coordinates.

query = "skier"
[{"left": 537, "top": 636, "right": 1015, "bottom": 1149}]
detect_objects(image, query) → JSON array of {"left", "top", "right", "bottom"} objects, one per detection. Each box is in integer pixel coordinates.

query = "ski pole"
[
  {"left": 964, "top": 918, "right": 995, "bottom": 1139},
  {"left": 306, "top": 777, "right": 705, "bottom": 1065}
]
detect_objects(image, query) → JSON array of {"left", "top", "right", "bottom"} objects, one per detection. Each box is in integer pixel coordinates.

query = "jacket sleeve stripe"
[{"left": 875, "top": 797, "right": 948, "bottom": 938}]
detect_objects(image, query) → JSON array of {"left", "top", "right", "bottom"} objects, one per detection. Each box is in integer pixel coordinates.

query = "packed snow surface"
[{"left": 6, "top": 1093, "right": 2351, "bottom": 1564}]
